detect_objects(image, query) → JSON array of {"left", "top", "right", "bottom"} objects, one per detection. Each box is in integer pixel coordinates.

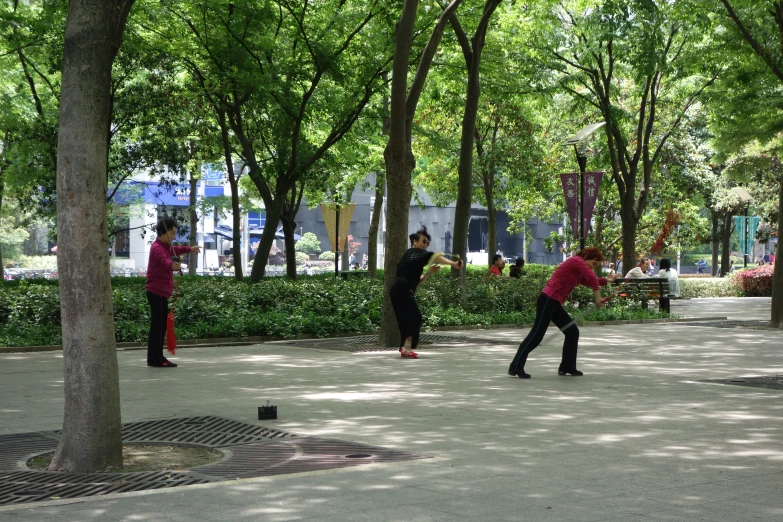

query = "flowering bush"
[{"left": 738, "top": 265, "right": 775, "bottom": 296}]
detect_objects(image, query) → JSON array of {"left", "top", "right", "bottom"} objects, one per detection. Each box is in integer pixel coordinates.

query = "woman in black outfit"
[{"left": 390, "top": 226, "right": 464, "bottom": 358}]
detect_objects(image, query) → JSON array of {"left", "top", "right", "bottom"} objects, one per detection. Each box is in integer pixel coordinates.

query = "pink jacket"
[
  {"left": 542, "top": 256, "right": 608, "bottom": 304},
  {"left": 146, "top": 239, "right": 192, "bottom": 298}
]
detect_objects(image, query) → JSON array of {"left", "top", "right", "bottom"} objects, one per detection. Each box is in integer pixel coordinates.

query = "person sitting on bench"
[{"left": 625, "top": 257, "right": 651, "bottom": 279}]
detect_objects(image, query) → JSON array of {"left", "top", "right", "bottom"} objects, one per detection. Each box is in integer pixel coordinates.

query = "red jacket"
[
  {"left": 146, "top": 239, "right": 192, "bottom": 298},
  {"left": 542, "top": 256, "right": 608, "bottom": 304}
]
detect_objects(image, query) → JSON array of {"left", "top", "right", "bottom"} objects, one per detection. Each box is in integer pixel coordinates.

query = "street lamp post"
[{"left": 565, "top": 122, "right": 606, "bottom": 250}]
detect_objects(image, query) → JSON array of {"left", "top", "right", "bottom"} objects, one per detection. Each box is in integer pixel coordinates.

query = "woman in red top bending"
[
  {"left": 508, "top": 247, "right": 616, "bottom": 379},
  {"left": 145, "top": 217, "right": 199, "bottom": 368}
]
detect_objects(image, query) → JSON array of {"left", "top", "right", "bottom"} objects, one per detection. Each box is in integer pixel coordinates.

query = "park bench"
[
  {"left": 611, "top": 278, "right": 671, "bottom": 313},
  {"left": 341, "top": 270, "right": 370, "bottom": 279}
]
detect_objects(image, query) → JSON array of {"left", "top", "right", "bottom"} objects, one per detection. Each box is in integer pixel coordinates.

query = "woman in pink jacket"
[
  {"left": 508, "top": 247, "right": 616, "bottom": 378},
  {"left": 146, "top": 217, "right": 199, "bottom": 367}
]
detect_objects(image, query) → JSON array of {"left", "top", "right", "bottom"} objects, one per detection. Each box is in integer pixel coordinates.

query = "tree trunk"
[
  {"left": 367, "top": 174, "right": 384, "bottom": 278},
  {"left": 379, "top": 0, "right": 419, "bottom": 348},
  {"left": 620, "top": 206, "right": 637, "bottom": 277},
  {"left": 451, "top": 1, "right": 501, "bottom": 276},
  {"left": 281, "top": 214, "right": 298, "bottom": 279},
  {"left": 711, "top": 216, "right": 720, "bottom": 277},
  {"left": 487, "top": 195, "right": 496, "bottom": 266},
  {"left": 771, "top": 179, "right": 783, "bottom": 328},
  {"left": 49, "top": 0, "right": 134, "bottom": 473},
  {"left": 249, "top": 202, "right": 283, "bottom": 282},
  {"left": 720, "top": 212, "right": 732, "bottom": 277},
  {"left": 188, "top": 171, "right": 198, "bottom": 275},
  {"left": 217, "top": 109, "right": 243, "bottom": 281}
]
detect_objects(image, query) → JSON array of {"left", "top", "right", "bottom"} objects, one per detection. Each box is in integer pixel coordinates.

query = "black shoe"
[
  {"left": 508, "top": 366, "right": 531, "bottom": 379},
  {"left": 149, "top": 360, "right": 177, "bottom": 368},
  {"left": 558, "top": 368, "right": 583, "bottom": 376}
]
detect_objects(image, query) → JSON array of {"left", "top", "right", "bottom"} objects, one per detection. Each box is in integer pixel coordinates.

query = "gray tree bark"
[
  {"left": 49, "top": 0, "right": 135, "bottom": 473},
  {"left": 450, "top": 0, "right": 501, "bottom": 274},
  {"left": 367, "top": 174, "right": 384, "bottom": 278},
  {"left": 379, "top": 0, "right": 462, "bottom": 347},
  {"left": 720, "top": 213, "right": 732, "bottom": 277},
  {"left": 771, "top": 179, "right": 783, "bottom": 328}
]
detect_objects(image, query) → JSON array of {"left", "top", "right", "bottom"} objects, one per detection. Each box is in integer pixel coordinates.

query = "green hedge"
[{"left": 1, "top": 266, "right": 666, "bottom": 347}]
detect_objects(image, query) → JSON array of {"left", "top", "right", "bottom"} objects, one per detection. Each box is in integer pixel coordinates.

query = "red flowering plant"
[{"left": 738, "top": 264, "right": 775, "bottom": 296}]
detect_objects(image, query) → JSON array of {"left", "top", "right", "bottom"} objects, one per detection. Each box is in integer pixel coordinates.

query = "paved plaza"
[{"left": 0, "top": 297, "right": 781, "bottom": 521}]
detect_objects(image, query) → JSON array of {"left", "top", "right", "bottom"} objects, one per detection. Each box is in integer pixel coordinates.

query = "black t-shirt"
[{"left": 395, "top": 248, "right": 434, "bottom": 293}]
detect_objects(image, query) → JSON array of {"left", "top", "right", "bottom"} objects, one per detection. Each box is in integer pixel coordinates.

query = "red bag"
[
  {"left": 166, "top": 311, "right": 177, "bottom": 355},
  {"left": 166, "top": 268, "right": 182, "bottom": 356}
]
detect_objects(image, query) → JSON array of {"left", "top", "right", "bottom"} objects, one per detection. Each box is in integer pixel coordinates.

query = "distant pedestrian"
[
  {"left": 509, "top": 258, "right": 525, "bottom": 278},
  {"left": 647, "top": 258, "right": 655, "bottom": 276},
  {"left": 489, "top": 254, "right": 505, "bottom": 277},
  {"left": 362, "top": 252, "right": 368, "bottom": 269},
  {"left": 508, "top": 247, "right": 616, "bottom": 379},
  {"left": 696, "top": 258, "right": 707, "bottom": 274},
  {"left": 657, "top": 258, "right": 679, "bottom": 298},
  {"left": 389, "top": 226, "right": 464, "bottom": 359}
]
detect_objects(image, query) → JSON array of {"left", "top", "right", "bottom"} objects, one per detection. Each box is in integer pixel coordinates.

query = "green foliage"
[
  {"left": 319, "top": 251, "right": 336, "bottom": 261},
  {"left": 295, "top": 232, "right": 322, "bottom": 254},
  {"left": 0, "top": 265, "right": 689, "bottom": 347},
  {"left": 295, "top": 252, "right": 309, "bottom": 265},
  {"left": 679, "top": 277, "right": 743, "bottom": 298},
  {"left": 737, "top": 265, "right": 775, "bottom": 297}
]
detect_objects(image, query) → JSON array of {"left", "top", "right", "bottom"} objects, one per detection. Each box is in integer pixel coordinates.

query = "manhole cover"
[
  {"left": 0, "top": 417, "right": 429, "bottom": 506},
  {"left": 699, "top": 376, "right": 783, "bottom": 391},
  {"left": 282, "top": 334, "right": 512, "bottom": 352},
  {"left": 681, "top": 320, "right": 773, "bottom": 329}
]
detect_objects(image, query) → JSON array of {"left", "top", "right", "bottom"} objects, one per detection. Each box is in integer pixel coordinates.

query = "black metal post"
[{"left": 575, "top": 147, "right": 587, "bottom": 250}]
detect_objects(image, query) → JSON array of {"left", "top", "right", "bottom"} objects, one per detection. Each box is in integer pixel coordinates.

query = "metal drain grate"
[
  {"left": 0, "top": 470, "right": 209, "bottom": 505},
  {"left": 699, "top": 376, "right": 783, "bottom": 391},
  {"left": 1, "top": 416, "right": 429, "bottom": 506},
  {"left": 0, "top": 433, "right": 59, "bottom": 469},
  {"left": 118, "top": 416, "right": 297, "bottom": 447},
  {"left": 681, "top": 320, "right": 772, "bottom": 329}
]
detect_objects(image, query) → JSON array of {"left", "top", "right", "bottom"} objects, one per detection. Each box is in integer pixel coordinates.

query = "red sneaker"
[{"left": 400, "top": 351, "right": 418, "bottom": 359}]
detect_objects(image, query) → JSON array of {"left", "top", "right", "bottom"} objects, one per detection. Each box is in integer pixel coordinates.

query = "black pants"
[
  {"left": 389, "top": 278, "right": 423, "bottom": 349},
  {"left": 509, "top": 293, "right": 579, "bottom": 373},
  {"left": 146, "top": 291, "right": 169, "bottom": 365}
]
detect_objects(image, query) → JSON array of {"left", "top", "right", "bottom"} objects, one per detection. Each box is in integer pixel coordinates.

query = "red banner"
[
  {"left": 581, "top": 172, "right": 603, "bottom": 238},
  {"left": 560, "top": 173, "right": 579, "bottom": 237}
]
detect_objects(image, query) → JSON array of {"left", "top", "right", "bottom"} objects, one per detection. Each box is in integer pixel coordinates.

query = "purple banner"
[
  {"left": 560, "top": 173, "right": 579, "bottom": 236},
  {"left": 581, "top": 171, "right": 603, "bottom": 238}
]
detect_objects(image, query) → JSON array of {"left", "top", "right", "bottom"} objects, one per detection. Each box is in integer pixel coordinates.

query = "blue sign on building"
[
  {"left": 110, "top": 181, "right": 224, "bottom": 207},
  {"left": 200, "top": 164, "right": 224, "bottom": 181}
]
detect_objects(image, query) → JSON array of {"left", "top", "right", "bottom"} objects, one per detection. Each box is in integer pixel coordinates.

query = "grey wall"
[{"left": 289, "top": 173, "right": 565, "bottom": 265}]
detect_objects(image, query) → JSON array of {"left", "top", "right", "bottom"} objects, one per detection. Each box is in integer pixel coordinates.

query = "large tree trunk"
[
  {"left": 487, "top": 195, "right": 497, "bottom": 266},
  {"left": 188, "top": 171, "right": 198, "bottom": 275},
  {"left": 217, "top": 109, "right": 243, "bottom": 281},
  {"left": 367, "top": 174, "right": 384, "bottom": 278},
  {"left": 619, "top": 206, "right": 637, "bottom": 276},
  {"left": 451, "top": 0, "right": 500, "bottom": 276},
  {"left": 49, "top": 0, "right": 134, "bottom": 473},
  {"left": 379, "top": 0, "right": 419, "bottom": 348},
  {"left": 720, "top": 212, "right": 732, "bottom": 277},
  {"left": 710, "top": 215, "right": 720, "bottom": 277},
  {"left": 249, "top": 202, "right": 283, "bottom": 282},
  {"left": 771, "top": 179, "right": 783, "bottom": 328},
  {"left": 281, "top": 214, "right": 298, "bottom": 279}
]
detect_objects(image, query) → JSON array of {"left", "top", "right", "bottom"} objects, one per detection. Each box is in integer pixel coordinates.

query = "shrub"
[
  {"left": 319, "top": 251, "right": 335, "bottom": 261},
  {"left": 295, "top": 252, "right": 308, "bottom": 265},
  {"left": 737, "top": 265, "right": 774, "bottom": 297},
  {"left": 679, "top": 275, "right": 743, "bottom": 298}
]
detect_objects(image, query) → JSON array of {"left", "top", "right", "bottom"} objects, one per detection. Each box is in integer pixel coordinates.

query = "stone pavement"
[{"left": 1, "top": 297, "right": 781, "bottom": 521}]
